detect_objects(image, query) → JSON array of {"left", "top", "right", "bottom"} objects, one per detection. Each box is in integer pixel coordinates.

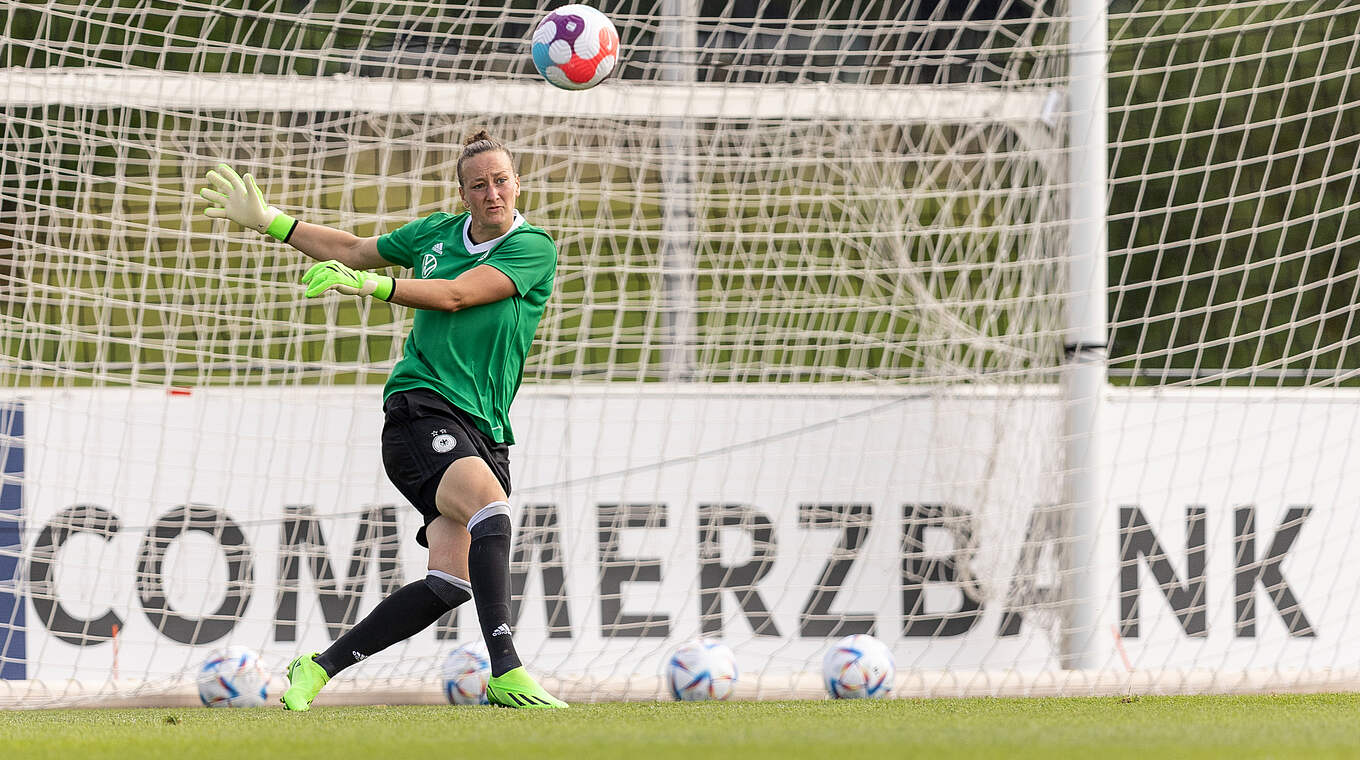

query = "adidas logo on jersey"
[
  {"left": 491, "top": 623, "right": 512, "bottom": 637},
  {"left": 432, "top": 242, "right": 443, "bottom": 255}
]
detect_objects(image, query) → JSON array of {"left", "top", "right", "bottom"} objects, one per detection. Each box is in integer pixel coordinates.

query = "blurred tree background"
[{"left": 2, "top": 0, "right": 1356, "bottom": 387}]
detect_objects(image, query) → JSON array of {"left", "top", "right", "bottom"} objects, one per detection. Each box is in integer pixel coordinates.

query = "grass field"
[{"left": 4, "top": 695, "right": 1360, "bottom": 759}]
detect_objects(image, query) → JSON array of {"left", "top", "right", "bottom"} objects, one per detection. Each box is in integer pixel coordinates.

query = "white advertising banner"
[{"left": 3, "top": 386, "right": 1358, "bottom": 688}]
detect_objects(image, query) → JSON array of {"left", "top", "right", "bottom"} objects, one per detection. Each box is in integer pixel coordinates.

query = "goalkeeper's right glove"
[{"left": 199, "top": 163, "right": 299, "bottom": 242}]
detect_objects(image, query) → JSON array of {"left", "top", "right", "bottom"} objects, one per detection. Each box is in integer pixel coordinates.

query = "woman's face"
[{"left": 459, "top": 150, "right": 520, "bottom": 233}]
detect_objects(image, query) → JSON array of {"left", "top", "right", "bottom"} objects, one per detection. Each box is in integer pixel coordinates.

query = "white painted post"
[
  {"left": 1061, "top": 0, "right": 1109, "bottom": 671},
  {"left": 659, "top": 0, "right": 698, "bottom": 381}
]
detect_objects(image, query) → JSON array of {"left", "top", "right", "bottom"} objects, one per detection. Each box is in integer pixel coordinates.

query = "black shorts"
[{"left": 381, "top": 388, "right": 511, "bottom": 547}]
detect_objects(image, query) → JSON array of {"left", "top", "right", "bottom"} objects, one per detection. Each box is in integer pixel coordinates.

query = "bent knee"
[{"left": 434, "top": 457, "right": 508, "bottom": 523}]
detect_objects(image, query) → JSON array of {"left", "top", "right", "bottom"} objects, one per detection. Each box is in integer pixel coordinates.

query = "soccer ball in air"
[
  {"left": 197, "top": 646, "right": 270, "bottom": 708},
  {"left": 442, "top": 641, "right": 492, "bottom": 705},
  {"left": 531, "top": 4, "right": 620, "bottom": 91},
  {"left": 822, "top": 634, "right": 895, "bottom": 699},
  {"left": 667, "top": 638, "right": 738, "bottom": 701}
]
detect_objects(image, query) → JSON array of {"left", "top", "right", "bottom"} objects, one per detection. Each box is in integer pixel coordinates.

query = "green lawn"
[{"left": 3, "top": 695, "right": 1360, "bottom": 759}]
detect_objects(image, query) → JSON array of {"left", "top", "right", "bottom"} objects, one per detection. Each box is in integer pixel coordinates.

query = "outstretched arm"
[
  {"left": 200, "top": 162, "right": 517, "bottom": 310},
  {"left": 386, "top": 265, "right": 517, "bottom": 312},
  {"left": 285, "top": 222, "right": 388, "bottom": 271},
  {"left": 198, "top": 163, "right": 388, "bottom": 270},
  {"left": 302, "top": 261, "right": 516, "bottom": 312}
]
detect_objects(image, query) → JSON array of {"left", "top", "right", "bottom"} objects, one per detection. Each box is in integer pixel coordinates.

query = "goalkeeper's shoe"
[
  {"left": 280, "top": 653, "right": 330, "bottom": 712},
  {"left": 486, "top": 667, "right": 568, "bottom": 709}
]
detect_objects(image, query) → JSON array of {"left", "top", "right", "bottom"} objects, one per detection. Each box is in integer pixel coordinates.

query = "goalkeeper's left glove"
[{"left": 301, "top": 260, "right": 394, "bottom": 301}]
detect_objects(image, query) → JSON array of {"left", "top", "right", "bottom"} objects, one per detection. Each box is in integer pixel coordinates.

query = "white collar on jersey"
[{"left": 463, "top": 210, "right": 526, "bottom": 256}]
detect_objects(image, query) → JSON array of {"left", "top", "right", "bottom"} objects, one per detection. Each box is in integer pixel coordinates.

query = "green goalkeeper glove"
[
  {"left": 301, "top": 260, "right": 394, "bottom": 301},
  {"left": 199, "top": 163, "right": 298, "bottom": 242}
]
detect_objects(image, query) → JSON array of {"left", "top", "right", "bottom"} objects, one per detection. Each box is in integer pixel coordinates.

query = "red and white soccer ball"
[
  {"left": 822, "top": 634, "right": 895, "bottom": 699},
  {"left": 531, "top": 4, "right": 620, "bottom": 90}
]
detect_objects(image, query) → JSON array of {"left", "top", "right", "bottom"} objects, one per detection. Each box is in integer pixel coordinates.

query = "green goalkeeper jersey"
[{"left": 376, "top": 211, "right": 556, "bottom": 444}]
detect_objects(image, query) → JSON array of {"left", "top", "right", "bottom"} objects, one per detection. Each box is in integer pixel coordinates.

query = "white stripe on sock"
[
  {"left": 466, "top": 500, "right": 512, "bottom": 533},
  {"left": 427, "top": 569, "right": 472, "bottom": 594}
]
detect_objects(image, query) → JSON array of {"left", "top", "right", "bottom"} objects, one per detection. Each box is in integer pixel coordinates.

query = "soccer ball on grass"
[
  {"left": 667, "top": 638, "right": 738, "bottom": 701},
  {"left": 822, "top": 634, "right": 895, "bottom": 699},
  {"left": 197, "top": 646, "right": 270, "bottom": 708},
  {"left": 531, "top": 4, "right": 620, "bottom": 90},
  {"left": 442, "top": 641, "right": 492, "bottom": 705}
]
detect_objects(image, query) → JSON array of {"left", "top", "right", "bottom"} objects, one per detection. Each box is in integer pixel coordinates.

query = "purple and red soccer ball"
[{"left": 532, "top": 4, "right": 620, "bottom": 90}]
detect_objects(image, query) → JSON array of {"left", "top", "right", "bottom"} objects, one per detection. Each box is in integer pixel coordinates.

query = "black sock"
[
  {"left": 314, "top": 575, "right": 470, "bottom": 678},
  {"left": 467, "top": 512, "right": 522, "bottom": 677}
]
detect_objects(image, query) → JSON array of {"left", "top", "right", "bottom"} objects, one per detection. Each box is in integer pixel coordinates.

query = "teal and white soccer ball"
[
  {"left": 442, "top": 641, "right": 491, "bottom": 705},
  {"left": 667, "top": 638, "right": 738, "bottom": 701},
  {"left": 822, "top": 634, "right": 895, "bottom": 699},
  {"left": 197, "top": 646, "right": 270, "bottom": 708}
]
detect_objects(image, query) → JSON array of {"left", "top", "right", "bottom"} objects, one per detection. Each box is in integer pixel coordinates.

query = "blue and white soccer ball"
[
  {"left": 822, "top": 634, "right": 895, "bottom": 699},
  {"left": 197, "top": 646, "right": 270, "bottom": 708},
  {"left": 442, "top": 641, "right": 491, "bottom": 705},
  {"left": 667, "top": 638, "right": 738, "bottom": 701}
]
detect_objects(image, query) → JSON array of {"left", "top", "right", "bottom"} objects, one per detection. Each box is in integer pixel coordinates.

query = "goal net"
[{"left": 2, "top": 0, "right": 1358, "bottom": 707}]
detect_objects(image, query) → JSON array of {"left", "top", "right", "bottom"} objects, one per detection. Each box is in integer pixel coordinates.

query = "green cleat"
[
  {"left": 486, "top": 667, "right": 568, "bottom": 709},
  {"left": 280, "top": 653, "right": 330, "bottom": 711}
]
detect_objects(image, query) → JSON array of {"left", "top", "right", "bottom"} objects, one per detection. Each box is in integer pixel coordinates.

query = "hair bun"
[{"left": 464, "top": 129, "right": 494, "bottom": 146}]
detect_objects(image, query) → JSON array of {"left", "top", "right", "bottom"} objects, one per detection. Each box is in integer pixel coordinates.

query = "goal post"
[
  {"left": 1060, "top": 0, "right": 1108, "bottom": 672},
  {"left": 4, "top": 0, "right": 1360, "bottom": 708}
]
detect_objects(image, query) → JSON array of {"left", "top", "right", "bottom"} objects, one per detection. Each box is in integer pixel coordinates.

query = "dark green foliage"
[
  {"left": 1107, "top": 1, "right": 1360, "bottom": 385},
  {"left": 4, "top": 1, "right": 1357, "bottom": 387}
]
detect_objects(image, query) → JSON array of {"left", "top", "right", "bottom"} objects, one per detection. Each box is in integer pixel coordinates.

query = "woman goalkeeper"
[{"left": 199, "top": 130, "right": 566, "bottom": 710}]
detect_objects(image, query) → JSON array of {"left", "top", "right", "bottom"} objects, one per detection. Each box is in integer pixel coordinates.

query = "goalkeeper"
[{"left": 200, "top": 130, "right": 565, "bottom": 710}]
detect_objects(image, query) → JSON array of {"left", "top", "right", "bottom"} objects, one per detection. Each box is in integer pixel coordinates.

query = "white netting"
[{"left": 2, "top": 0, "right": 1359, "bottom": 707}]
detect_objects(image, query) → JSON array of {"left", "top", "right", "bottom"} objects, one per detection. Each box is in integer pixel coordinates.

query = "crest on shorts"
[{"left": 432, "top": 430, "right": 456, "bottom": 453}]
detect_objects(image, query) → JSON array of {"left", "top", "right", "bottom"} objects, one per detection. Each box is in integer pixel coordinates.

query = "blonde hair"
[{"left": 457, "top": 129, "right": 515, "bottom": 184}]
